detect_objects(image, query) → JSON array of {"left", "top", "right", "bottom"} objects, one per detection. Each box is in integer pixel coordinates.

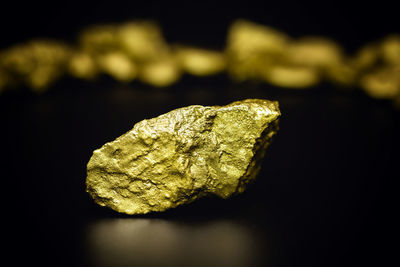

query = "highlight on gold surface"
[{"left": 0, "top": 20, "right": 399, "bottom": 106}]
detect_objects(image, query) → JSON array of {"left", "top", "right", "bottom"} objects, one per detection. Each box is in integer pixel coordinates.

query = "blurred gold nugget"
[
  {"left": 227, "top": 20, "right": 289, "bottom": 55},
  {"left": 0, "top": 18, "right": 400, "bottom": 106},
  {"left": 360, "top": 66, "right": 400, "bottom": 99},
  {"left": 351, "top": 43, "right": 380, "bottom": 71},
  {"left": 325, "top": 62, "right": 357, "bottom": 86},
  {"left": 80, "top": 21, "right": 169, "bottom": 62},
  {"left": 175, "top": 46, "right": 226, "bottom": 76},
  {"left": 285, "top": 37, "right": 343, "bottom": 69},
  {"left": 0, "top": 40, "right": 70, "bottom": 91},
  {"left": 118, "top": 21, "right": 169, "bottom": 62},
  {"left": 394, "top": 95, "right": 400, "bottom": 109},
  {"left": 138, "top": 57, "right": 181, "bottom": 87},
  {"left": 97, "top": 52, "right": 137, "bottom": 82},
  {"left": 79, "top": 25, "right": 120, "bottom": 54},
  {"left": 78, "top": 20, "right": 172, "bottom": 85},
  {"left": 283, "top": 37, "right": 352, "bottom": 86},
  {"left": 226, "top": 20, "right": 289, "bottom": 80},
  {"left": 68, "top": 52, "right": 98, "bottom": 79},
  {"left": 261, "top": 65, "right": 320, "bottom": 88},
  {"left": 381, "top": 35, "right": 400, "bottom": 66}
]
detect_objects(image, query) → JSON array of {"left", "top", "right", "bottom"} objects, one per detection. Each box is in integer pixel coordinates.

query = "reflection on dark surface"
[{"left": 86, "top": 218, "right": 264, "bottom": 267}]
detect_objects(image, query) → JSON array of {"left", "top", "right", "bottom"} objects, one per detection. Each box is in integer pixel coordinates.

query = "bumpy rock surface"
[{"left": 86, "top": 99, "right": 280, "bottom": 214}]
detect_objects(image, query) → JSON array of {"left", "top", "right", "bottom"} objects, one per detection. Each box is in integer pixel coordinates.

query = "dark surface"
[
  {"left": 1, "top": 75, "right": 399, "bottom": 267},
  {"left": 1, "top": 1, "right": 399, "bottom": 266}
]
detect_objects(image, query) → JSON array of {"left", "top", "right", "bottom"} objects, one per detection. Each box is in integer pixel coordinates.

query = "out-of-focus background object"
[
  {"left": 0, "top": 40, "right": 71, "bottom": 91},
  {"left": 1, "top": 19, "right": 399, "bottom": 107}
]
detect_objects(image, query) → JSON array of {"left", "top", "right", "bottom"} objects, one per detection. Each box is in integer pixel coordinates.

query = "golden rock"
[
  {"left": 360, "top": 66, "right": 400, "bottom": 99},
  {"left": 0, "top": 40, "right": 70, "bottom": 91},
  {"left": 68, "top": 52, "right": 98, "bottom": 80},
  {"left": 97, "top": 52, "right": 137, "bottom": 82},
  {"left": 285, "top": 37, "right": 343, "bottom": 69},
  {"left": 175, "top": 46, "right": 226, "bottom": 76},
  {"left": 381, "top": 35, "right": 400, "bottom": 66},
  {"left": 227, "top": 20, "right": 289, "bottom": 57},
  {"left": 260, "top": 65, "right": 320, "bottom": 88},
  {"left": 325, "top": 61, "right": 358, "bottom": 86},
  {"left": 86, "top": 99, "right": 281, "bottom": 215},
  {"left": 226, "top": 20, "right": 289, "bottom": 81},
  {"left": 351, "top": 43, "right": 380, "bottom": 71},
  {"left": 118, "top": 21, "right": 169, "bottom": 62},
  {"left": 79, "top": 25, "right": 120, "bottom": 54},
  {"left": 138, "top": 57, "right": 181, "bottom": 87}
]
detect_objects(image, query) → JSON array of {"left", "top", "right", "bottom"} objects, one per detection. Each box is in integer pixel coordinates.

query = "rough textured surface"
[{"left": 86, "top": 99, "right": 281, "bottom": 215}]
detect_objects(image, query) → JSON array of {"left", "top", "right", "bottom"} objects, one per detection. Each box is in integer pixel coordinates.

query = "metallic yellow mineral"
[
  {"left": 138, "top": 57, "right": 181, "bottom": 87},
  {"left": 79, "top": 25, "right": 120, "bottom": 54},
  {"left": 260, "top": 65, "right": 320, "bottom": 88},
  {"left": 284, "top": 37, "right": 343, "bottom": 69},
  {"left": 360, "top": 66, "right": 400, "bottom": 99},
  {"left": 97, "top": 52, "right": 137, "bottom": 82},
  {"left": 175, "top": 46, "right": 226, "bottom": 76},
  {"left": 86, "top": 99, "right": 281, "bottom": 215},
  {"left": 0, "top": 40, "right": 70, "bottom": 91},
  {"left": 381, "top": 35, "right": 400, "bottom": 66},
  {"left": 226, "top": 20, "right": 289, "bottom": 81},
  {"left": 118, "top": 21, "right": 169, "bottom": 62},
  {"left": 68, "top": 52, "right": 98, "bottom": 79},
  {"left": 351, "top": 43, "right": 380, "bottom": 71}
]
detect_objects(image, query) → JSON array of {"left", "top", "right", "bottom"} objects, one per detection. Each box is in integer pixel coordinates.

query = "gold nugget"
[
  {"left": 138, "top": 57, "right": 181, "bottom": 87},
  {"left": 381, "top": 35, "right": 400, "bottom": 66},
  {"left": 0, "top": 40, "right": 70, "bottom": 91},
  {"left": 118, "top": 21, "right": 169, "bottom": 62},
  {"left": 261, "top": 65, "right": 320, "bottom": 88},
  {"left": 285, "top": 37, "right": 343, "bottom": 69},
  {"left": 97, "top": 52, "right": 137, "bottom": 82},
  {"left": 226, "top": 20, "right": 289, "bottom": 81},
  {"left": 86, "top": 99, "right": 280, "bottom": 215},
  {"left": 360, "top": 66, "right": 400, "bottom": 99},
  {"left": 68, "top": 52, "right": 98, "bottom": 79},
  {"left": 175, "top": 46, "right": 226, "bottom": 76}
]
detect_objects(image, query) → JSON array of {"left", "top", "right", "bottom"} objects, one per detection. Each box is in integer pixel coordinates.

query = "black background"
[
  {"left": 1, "top": 1, "right": 399, "bottom": 267},
  {"left": 1, "top": 0, "right": 399, "bottom": 51}
]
